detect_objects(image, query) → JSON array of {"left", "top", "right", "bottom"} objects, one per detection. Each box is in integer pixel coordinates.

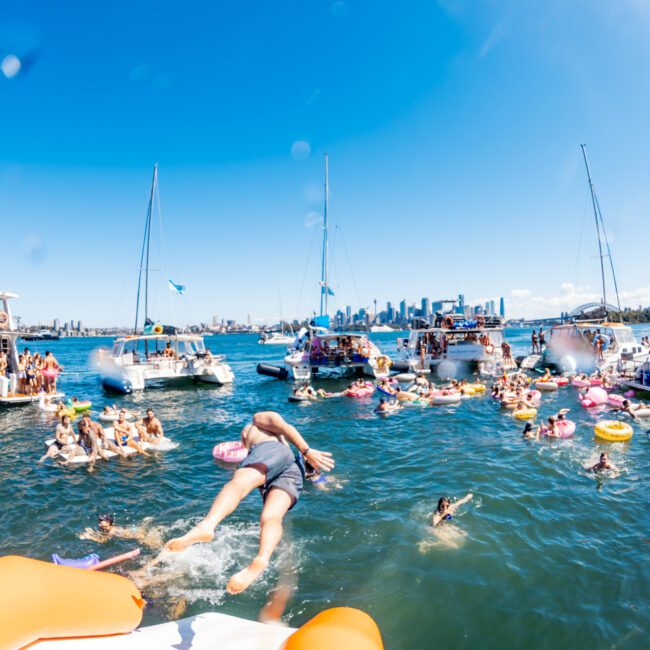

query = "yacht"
[
  {"left": 530, "top": 146, "right": 648, "bottom": 373},
  {"left": 257, "top": 154, "right": 390, "bottom": 381},
  {"left": 396, "top": 314, "right": 515, "bottom": 375},
  {"left": 258, "top": 330, "right": 295, "bottom": 346},
  {"left": 99, "top": 165, "right": 234, "bottom": 393},
  {"left": 0, "top": 292, "right": 64, "bottom": 405}
]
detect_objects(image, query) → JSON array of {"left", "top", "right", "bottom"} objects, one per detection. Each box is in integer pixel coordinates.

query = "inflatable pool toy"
[
  {"left": 430, "top": 393, "right": 461, "bottom": 405},
  {"left": 514, "top": 407, "right": 537, "bottom": 420},
  {"left": 52, "top": 553, "right": 100, "bottom": 569},
  {"left": 98, "top": 411, "right": 135, "bottom": 422},
  {"left": 554, "top": 420, "right": 576, "bottom": 438},
  {"left": 71, "top": 401, "right": 92, "bottom": 412},
  {"left": 344, "top": 383, "right": 375, "bottom": 398},
  {"left": 590, "top": 377, "right": 603, "bottom": 386},
  {"left": 288, "top": 394, "right": 310, "bottom": 402},
  {"left": 553, "top": 377, "right": 569, "bottom": 386},
  {"left": 526, "top": 390, "right": 542, "bottom": 405},
  {"left": 25, "top": 607, "right": 383, "bottom": 649},
  {"left": 581, "top": 386, "right": 608, "bottom": 408},
  {"left": 376, "top": 386, "right": 397, "bottom": 397},
  {"left": 535, "top": 381, "right": 558, "bottom": 392},
  {"left": 572, "top": 378, "right": 591, "bottom": 388},
  {"left": 471, "top": 383, "right": 486, "bottom": 393},
  {"left": 0, "top": 555, "right": 144, "bottom": 649},
  {"left": 624, "top": 390, "right": 635, "bottom": 398},
  {"left": 41, "top": 368, "right": 60, "bottom": 380},
  {"left": 608, "top": 394, "right": 627, "bottom": 407},
  {"left": 393, "top": 372, "right": 416, "bottom": 382},
  {"left": 212, "top": 441, "right": 248, "bottom": 464},
  {"left": 594, "top": 420, "right": 633, "bottom": 442},
  {"left": 633, "top": 407, "right": 650, "bottom": 418}
]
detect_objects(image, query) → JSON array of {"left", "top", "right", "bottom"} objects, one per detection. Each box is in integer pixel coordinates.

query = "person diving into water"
[{"left": 164, "top": 411, "right": 334, "bottom": 594}]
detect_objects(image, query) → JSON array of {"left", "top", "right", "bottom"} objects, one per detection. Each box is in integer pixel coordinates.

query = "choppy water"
[{"left": 1, "top": 328, "right": 649, "bottom": 649}]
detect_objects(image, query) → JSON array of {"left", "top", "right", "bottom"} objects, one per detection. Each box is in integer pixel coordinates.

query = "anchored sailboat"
[
  {"left": 257, "top": 154, "right": 390, "bottom": 381},
  {"left": 535, "top": 145, "right": 648, "bottom": 373},
  {"left": 99, "top": 165, "right": 234, "bottom": 393}
]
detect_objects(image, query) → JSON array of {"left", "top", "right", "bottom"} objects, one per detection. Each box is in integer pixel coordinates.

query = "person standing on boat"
[
  {"left": 0, "top": 351, "right": 7, "bottom": 377},
  {"left": 43, "top": 351, "right": 62, "bottom": 394},
  {"left": 531, "top": 330, "right": 538, "bottom": 354},
  {"left": 165, "top": 411, "right": 334, "bottom": 595},
  {"left": 538, "top": 328, "right": 545, "bottom": 351}
]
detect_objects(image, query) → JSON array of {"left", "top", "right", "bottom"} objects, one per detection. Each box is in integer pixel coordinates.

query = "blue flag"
[{"left": 168, "top": 279, "right": 186, "bottom": 295}]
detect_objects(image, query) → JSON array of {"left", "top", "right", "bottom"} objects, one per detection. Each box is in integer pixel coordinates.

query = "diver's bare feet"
[
  {"left": 164, "top": 523, "right": 214, "bottom": 552},
  {"left": 227, "top": 556, "right": 269, "bottom": 594}
]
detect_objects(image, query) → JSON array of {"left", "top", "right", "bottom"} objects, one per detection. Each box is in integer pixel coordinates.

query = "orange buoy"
[
  {"left": 0, "top": 556, "right": 144, "bottom": 649},
  {"left": 285, "top": 607, "right": 383, "bottom": 650}
]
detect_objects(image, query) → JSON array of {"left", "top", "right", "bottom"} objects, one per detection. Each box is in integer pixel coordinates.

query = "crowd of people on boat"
[{"left": 0, "top": 347, "right": 62, "bottom": 395}]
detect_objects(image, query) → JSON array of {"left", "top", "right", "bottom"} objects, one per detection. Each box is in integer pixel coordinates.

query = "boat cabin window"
[{"left": 611, "top": 328, "right": 634, "bottom": 345}]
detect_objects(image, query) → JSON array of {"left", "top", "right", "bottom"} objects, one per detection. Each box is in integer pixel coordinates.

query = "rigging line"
[
  {"left": 595, "top": 194, "right": 623, "bottom": 316},
  {"left": 572, "top": 186, "right": 591, "bottom": 288},
  {"left": 134, "top": 165, "right": 156, "bottom": 334},
  {"left": 328, "top": 190, "right": 363, "bottom": 309},
  {"left": 296, "top": 221, "right": 319, "bottom": 316}
]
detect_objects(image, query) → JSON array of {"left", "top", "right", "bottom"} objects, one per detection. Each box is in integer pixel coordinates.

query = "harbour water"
[{"left": 1, "top": 328, "right": 649, "bottom": 649}]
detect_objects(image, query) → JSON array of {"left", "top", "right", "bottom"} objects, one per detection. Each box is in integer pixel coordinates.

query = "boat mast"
[
  {"left": 320, "top": 153, "right": 329, "bottom": 316},
  {"left": 134, "top": 163, "right": 158, "bottom": 334},
  {"left": 580, "top": 145, "right": 608, "bottom": 319}
]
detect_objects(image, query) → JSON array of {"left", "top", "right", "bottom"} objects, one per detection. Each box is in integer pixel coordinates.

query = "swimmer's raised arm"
[
  {"left": 252, "top": 411, "right": 335, "bottom": 472},
  {"left": 449, "top": 493, "right": 473, "bottom": 514}
]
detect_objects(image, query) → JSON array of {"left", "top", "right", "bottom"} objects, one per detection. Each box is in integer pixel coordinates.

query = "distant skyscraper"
[
  {"left": 399, "top": 299, "right": 407, "bottom": 322},
  {"left": 52, "top": 318, "right": 60, "bottom": 331},
  {"left": 499, "top": 297, "right": 505, "bottom": 319},
  {"left": 211, "top": 314, "right": 219, "bottom": 326},
  {"left": 77, "top": 321, "right": 83, "bottom": 331},
  {"left": 421, "top": 297, "right": 431, "bottom": 320},
  {"left": 484, "top": 301, "right": 490, "bottom": 314},
  {"left": 489, "top": 300, "right": 495, "bottom": 316},
  {"left": 345, "top": 305, "right": 352, "bottom": 323},
  {"left": 431, "top": 301, "right": 443, "bottom": 314}
]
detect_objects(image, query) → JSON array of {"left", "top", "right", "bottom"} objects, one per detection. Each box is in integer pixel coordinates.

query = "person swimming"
[
  {"left": 79, "top": 513, "right": 165, "bottom": 549},
  {"left": 432, "top": 493, "right": 473, "bottom": 527},
  {"left": 522, "top": 422, "right": 539, "bottom": 440},
  {"left": 589, "top": 452, "right": 617, "bottom": 473},
  {"left": 375, "top": 398, "right": 402, "bottom": 414}
]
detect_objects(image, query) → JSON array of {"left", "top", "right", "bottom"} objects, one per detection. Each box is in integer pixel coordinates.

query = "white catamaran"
[
  {"left": 99, "top": 165, "right": 234, "bottom": 393},
  {"left": 529, "top": 145, "right": 649, "bottom": 374},
  {"left": 257, "top": 154, "right": 390, "bottom": 381}
]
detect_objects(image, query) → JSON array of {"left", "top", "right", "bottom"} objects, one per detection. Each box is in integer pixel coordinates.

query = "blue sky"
[{"left": 2, "top": 0, "right": 650, "bottom": 326}]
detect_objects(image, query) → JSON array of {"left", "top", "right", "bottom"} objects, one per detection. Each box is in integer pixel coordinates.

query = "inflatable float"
[
  {"left": 535, "top": 381, "right": 558, "bottom": 392},
  {"left": 344, "top": 383, "right": 375, "bottom": 398},
  {"left": 98, "top": 412, "right": 136, "bottom": 423},
  {"left": 0, "top": 556, "right": 384, "bottom": 650},
  {"left": 608, "top": 394, "right": 627, "bottom": 408},
  {"left": 632, "top": 407, "right": 650, "bottom": 418},
  {"left": 288, "top": 394, "right": 311, "bottom": 402},
  {"left": 581, "top": 386, "right": 608, "bottom": 408},
  {"left": 514, "top": 407, "right": 537, "bottom": 420},
  {"left": 554, "top": 420, "right": 576, "bottom": 438},
  {"left": 212, "top": 441, "right": 248, "bottom": 464},
  {"left": 430, "top": 393, "right": 461, "bottom": 406},
  {"left": 572, "top": 378, "right": 591, "bottom": 388},
  {"left": 71, "top": 401, "right": 92, "bottom": 413},
  {"left": 552, "top": 377, "right": 569, "bottom": 387},
  {"left": 594, "top": 420, "right": 633, "bottom": 442},
  {"left": 392, "top": 372, "right": 415, "bottom": 382}
]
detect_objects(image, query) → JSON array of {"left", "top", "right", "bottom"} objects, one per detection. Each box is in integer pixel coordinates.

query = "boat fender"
[
  {"left": 256, "top": 363, "right": 289, "bottom": 380},
  {"left": 102, "top": 376, "right": 133, "bottom": 394}
]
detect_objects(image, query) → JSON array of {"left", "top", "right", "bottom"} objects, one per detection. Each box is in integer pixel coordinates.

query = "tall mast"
[
  {"left": 320, "top": 153, "right": 329, "bottom": 316},
  {"left": 580, "top": 145, "right": 608, "bottom": 318},
  {"left": 134, "top": 164, "right": 158, "bottom": 334}
]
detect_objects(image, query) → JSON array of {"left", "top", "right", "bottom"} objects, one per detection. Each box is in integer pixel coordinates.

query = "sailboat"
[
  {"left": 536, "top": 145, "right": 648, "bottom": 373},
  {"left": 99, "top": 165, "right": 234, "bottom": 393},
  {"left": 257, "top": 154, "right": 390, "bottom": 381}
]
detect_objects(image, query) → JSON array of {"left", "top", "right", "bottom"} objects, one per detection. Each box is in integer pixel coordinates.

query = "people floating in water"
[
  {"left": 589, "top": 452, "right": 617, "bottom": 473},
  {"left": 79, "top": 513, "right": 164, "bottom": 549},
  {"left": 432, "top": 494, "right": 473, "bottom": 527}
]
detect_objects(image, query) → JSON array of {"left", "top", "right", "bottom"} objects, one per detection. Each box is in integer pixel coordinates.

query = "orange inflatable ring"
[
  {"left": 0, "top": 555, "right": 144, "bottom": 649},
  {"left": 285, "top": 607, "right": 383, "bottom": 650},
  {"left": 442, "top": 316, "right": 454, "bottom": 329}
]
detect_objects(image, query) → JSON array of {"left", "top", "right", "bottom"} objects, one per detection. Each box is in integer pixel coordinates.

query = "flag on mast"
[{"left": 168, "top": 279, "right": 186, "bottom": 295}]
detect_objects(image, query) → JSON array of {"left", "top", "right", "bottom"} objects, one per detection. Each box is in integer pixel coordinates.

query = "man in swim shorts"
[
  {"left": 135, "top": 408, "right": 164, "bottom": 442},
  {"left": 39, "top": 415, "right": 84, "bottom": 463},
  {"left": 165, "top": 411, "right": 334, "bottom": 594}
]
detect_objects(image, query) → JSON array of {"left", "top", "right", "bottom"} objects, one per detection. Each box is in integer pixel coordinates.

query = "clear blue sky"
[{"left": 2, "top": 0, "right": 650, "bottom": 326}]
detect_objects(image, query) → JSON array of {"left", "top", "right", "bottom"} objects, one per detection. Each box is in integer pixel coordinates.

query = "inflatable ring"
[
  {"left": 0, "top": 311, "right": 9, "bottom": 328},
  {"left": 594, "top": 420, "right": 633, "bottom": 442},
  {"left": 212, "top": 441, "right": 248, "bottom": 463},
  {"left": 476, "top": 315, "right": 486, "bottom": 327},
  {"left": 485, "top": 344, "right": 494, "bottom": 355},
  {"left": 153, "top": 324, "right": 164, "bottom": 334},
  {"left": 514, "top": 407, "right": 537, "bottom": 420},
  {"left": 442, "top": 316, "right": 454, "bottom": 329}
]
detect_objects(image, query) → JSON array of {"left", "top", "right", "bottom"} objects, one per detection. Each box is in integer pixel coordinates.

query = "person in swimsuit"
[
  {"left": 589, "top": 452, "right": 617, "bottom": 473},
  {"left": 0, "top": 351, "right": 7, "bottom": 377},
  {"left": 522, "top": 422, "right": 540, "bottom": 440},
  {"left": 79, "top": 513, "right": 164, "bottom": 549},
  {"left": 531, "top": 330, "right": 538, "bottom": 354},
  {"left": 79, "top": 413, "right": 124, "bottom": 460},
  {"left": 39, "top": 415, "right": 84, "bottom": 463},
  {"left": 43, "top": 351, "right": 62, "bottom": 394},
  {"left": 432, "top": 494, "right": 473, "bottom": 526},
  {"left": 135, "top": 408, "right": 164, "bottom": 443},
  {"left": 165, "top": 411, "right": 334, "bottom": 594},
  {"left": 113, "top": 411, "right": 149, "bottom": 455}
]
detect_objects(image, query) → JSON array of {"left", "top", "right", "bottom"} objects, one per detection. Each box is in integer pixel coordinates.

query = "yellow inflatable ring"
[
  {"left": 594, "top": 420, "right": 633, "bottom": 442},
  {"left": 153, "top": 324, "right": 164, "bottom": 334},
  {"left": 514, "top": 407, "right": 537, "bottom": 420},
  {"left": 472, "top": 383, "right": 486, "bottom": 392}
]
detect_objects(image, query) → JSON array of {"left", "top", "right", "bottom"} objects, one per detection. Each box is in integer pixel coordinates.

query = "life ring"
[
  {"left": 594, "top": 420, "right": 633, "bottom": 442},
  {"left": 442, "top": 316, "right": 454, "bottom": 329},
  {"left": 514, "top": 407, "right": 537, "bottom": 420},
  {"left": 592, "top": 334, "right": 610, "bottom": 351},
  {"left": 485, "top": 344, "right": 494, "bottom": 355},
  {"left": 476, "top": 315, "right": 485, "bottom": 327},
  {"left": 153, "top": 324, "right": 164, "bottom": 334},
  {"left": 0, "top": 311, "right": 8, "bottom": 328}
]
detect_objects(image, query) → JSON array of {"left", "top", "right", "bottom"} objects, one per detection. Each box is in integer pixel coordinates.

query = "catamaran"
[
  {"left": 99, "top": 165, "right": 234, "bottom": 393},
  {"left": 395, "top": 313, "right": 515, "bottom": 376},
  {"left": 257, "top": 154, "right": 390, "bottom": 381},
  {"left": 526, "top": 145, "right": 649, "bottom": 374}
]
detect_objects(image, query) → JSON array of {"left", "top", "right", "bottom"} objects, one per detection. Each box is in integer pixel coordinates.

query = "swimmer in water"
[
  {"left": 79, "top": 513, "right": 165, "bottom": 549},
  {"left": 375, "top": 398, "right": 402, "bottom": 414},
  {"left": 589, "top": 452, "right": 617, "bottom": 473},
  {"left": 522, "top": 422, "right": 539, "bottom": 440},
  {"left": 432, "top": 493, "right": 473, "bottom": 527}
]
